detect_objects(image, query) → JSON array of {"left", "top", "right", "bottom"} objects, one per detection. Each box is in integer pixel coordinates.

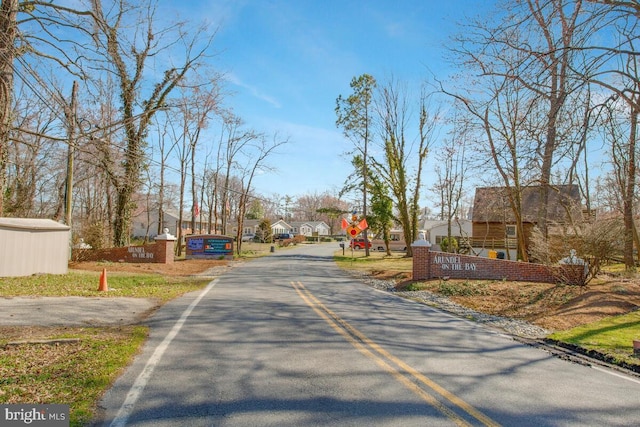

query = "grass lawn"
[
  {"left": 0, "top": 326, "right": 147, "bottom": 426},
  {"left": 0, "top": 269, "right": 211, "bottom": 301},
  {"left": 0, "top": 270, "right": 212, "bottom": 426},
  {"left": 548, "top": 311, "right": 640, "bottom": 367}
]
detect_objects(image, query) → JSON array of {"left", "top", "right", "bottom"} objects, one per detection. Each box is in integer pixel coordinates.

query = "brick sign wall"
[
  {"left": 73, "top": 239, "right": 175, "bottom": 264},
  {"left": 412, "top": 243, "right": 584, "bottom": 285}
]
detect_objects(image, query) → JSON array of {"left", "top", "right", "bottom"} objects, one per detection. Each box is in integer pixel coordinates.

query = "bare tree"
[
  {"left": 432, "top": 122, "right": 469, "bottom": 253},
  {"left": 217, "top": 113, "right": 259, "bottom": 236},
  {"left": 579, "top": 1, "right": 640, "bottom": 270},
  {"left": 81, "top": 0, "right": 216, "bottom": 246},
  {"left": 441, "top": 63, "right": 538, "bottom": 261},
  {"left": 5, "top": 85, "right": 64, "bottom": 217},
  {"left": 235, "top": 132, "right": 288, "bottom": 254},
  {"left": 599, "top": 86, "right": 639, "bottom": 270},
  {"left": 371, "top": 79, "right": 435, "bottom": 256},
  {"left": 0, "top": 0, "right": 17, "bottom": 216},
  {"left": 449, "top": 0, "right": 594, "bottom": 239}
]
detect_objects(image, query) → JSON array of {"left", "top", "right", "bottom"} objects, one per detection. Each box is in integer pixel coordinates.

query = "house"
[
  {"left": 271, "top": 219, "right": 293, "bottom": 235},
  {"left": 422, "top": 219, "right": 473, "bottom": 252},
  {"left": 289, "top": 221, "right": 330, "bottom": 237},
  {"left": 234, "top": 219, "right": 294, "bottom": 239},
  {"left": 132, "top": 208, "right": 217, "bottom": 239},
  {"left": 238, "top": 219, "right": 260, "bottom": 237},
  {"left": 471, "top": 185, "right": 582, "bottom": 258}
]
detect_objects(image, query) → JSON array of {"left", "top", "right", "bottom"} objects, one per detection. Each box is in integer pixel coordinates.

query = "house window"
[{"left": 506, "top": 225, "right": 516, "bottom": 237}]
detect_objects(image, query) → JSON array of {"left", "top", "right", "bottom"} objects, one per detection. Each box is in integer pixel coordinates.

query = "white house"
[
  {"left": 235, "top": 219, "right": 293, "bottom": 238},
  {"left": 422, "top": 219, "right": 472, "bottom": 251},
  {"left": 132, "top": 208, "right": 217, "bottom": 239},
  {"left": 290, "top": 221, "right": 330, "bottom": 237},
  {"left": 271, "top": 219, "right": 293, "bottom": 235}
]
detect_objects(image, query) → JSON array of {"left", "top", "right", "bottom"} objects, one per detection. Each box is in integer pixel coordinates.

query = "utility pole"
[{"left": 64, "top": 81, "right": 78, "bottom": 243}]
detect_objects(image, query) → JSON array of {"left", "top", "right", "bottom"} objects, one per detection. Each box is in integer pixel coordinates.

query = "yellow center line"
[{"left": 291, "top": 281, "right": 501, "bottom": 427}]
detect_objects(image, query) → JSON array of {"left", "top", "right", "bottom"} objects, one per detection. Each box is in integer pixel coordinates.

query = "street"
[{"left": 95, "top": 243, "right": 640, "bottom": 426}]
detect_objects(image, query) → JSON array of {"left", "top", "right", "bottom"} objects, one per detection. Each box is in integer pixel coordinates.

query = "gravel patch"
[{"left": 355, "top": 273, "right": 550, "bottom": 339}]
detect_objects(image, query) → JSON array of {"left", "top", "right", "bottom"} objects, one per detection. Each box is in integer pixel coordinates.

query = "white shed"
[{"left": 0, "top": 218, "right": 70, "bottom": 277}]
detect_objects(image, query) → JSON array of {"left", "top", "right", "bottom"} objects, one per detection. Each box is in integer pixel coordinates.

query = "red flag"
[
  {"left": 358, "top": 218, "right": 368, "bottom": 230},
  {"left": 193, "top": 199, "right": 200, "bottom": 217},
  {"left": 341, "top": 218, "right": 349, "bottom": 230}
]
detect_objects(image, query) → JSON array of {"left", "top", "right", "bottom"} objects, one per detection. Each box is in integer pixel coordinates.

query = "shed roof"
[{"left": 0, "top": 218, "right": 70, "bottom": 231}]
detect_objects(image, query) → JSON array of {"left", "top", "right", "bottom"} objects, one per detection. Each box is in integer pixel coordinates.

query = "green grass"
[
  {"left": 0, "top": 326, "right": 148, "bottom": 427},
  {"left": 0, "top": 269, "right": 213, "bottom": 426},
  {"left": 0, "top": 269, "right": 211, "bottom": 301},
  {"left": 334, "top": 250, "right": 412, "bottom": 273},
  {"left": 548, "top": 311, "right": 640, "bottom": 366}
]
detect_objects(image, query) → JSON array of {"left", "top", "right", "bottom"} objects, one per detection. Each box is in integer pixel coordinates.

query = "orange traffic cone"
[{"left": 98, "top": 268, "right": 109, "bottom": 292}]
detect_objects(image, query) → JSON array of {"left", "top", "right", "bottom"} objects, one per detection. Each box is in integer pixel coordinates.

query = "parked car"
[
  {"left": 241, "top": 234, "right": 255, "bottom": 242},
  {"left": 349, "top": 238, "right": 371, "bottom": 249},
  {"left": 273, "top": 233, "right": 294, "bottom": 241}
]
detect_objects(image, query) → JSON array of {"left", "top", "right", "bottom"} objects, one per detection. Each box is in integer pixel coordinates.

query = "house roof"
[
  {"left": 472, "top": 185, "right": 582, "bottom": 223},
  {"left": 290, "top": 221, "right": 329, "bottom": 229}
]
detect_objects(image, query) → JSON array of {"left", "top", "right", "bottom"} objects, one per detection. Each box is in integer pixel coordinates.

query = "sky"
[{"left": 160, "top": 1, "right": 490, "bottom": 205}]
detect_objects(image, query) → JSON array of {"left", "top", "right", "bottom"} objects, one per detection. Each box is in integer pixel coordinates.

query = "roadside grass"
[
  {"left": 0, "top": 270, "right": 211, "bottom": 301},
  {"left": 334, "top": 250, "right": 412, "bottom": 273},
  {"left": 548, "top": 311, "right": 640, "bottom": 367},
  {"left": 0, "top": 326, "right": 147, "bottom": 427},
  {"left": 0, "top": 270, "right": 213, "bottom": 426}
]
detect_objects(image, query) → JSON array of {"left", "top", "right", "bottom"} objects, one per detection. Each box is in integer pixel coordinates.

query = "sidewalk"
[{"left": 0, "top": 296, "right": 159, "bottom": 326}]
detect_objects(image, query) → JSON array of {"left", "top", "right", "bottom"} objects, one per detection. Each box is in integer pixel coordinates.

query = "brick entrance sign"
[
  {"left": 412, "top": 240, "right": 585, "bottom": 285},
  {"left": 73, "top": 229, "right": 177, "bottom": 264}
]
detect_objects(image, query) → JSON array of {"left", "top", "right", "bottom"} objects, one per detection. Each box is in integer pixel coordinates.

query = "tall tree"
[
  {"left": 235, "top": 132, "right": 288, "bottom": 254},
  {"left": 433, "top": 125, "right": 469, "bottom": 253},
  {"left": 217, "top": 113, "right": 259, "bottom": 236},
  {"left": 84, "top": 0, "right": 215, "bottom": 246},
  {"left": 450, "top": 0, "right": 593, "bottom": 238},
  {"left": 581, "top": 0, "right": 640, "bottom": 269},
  {"left": 372, "top": 79, "right": 435, "bottom": 256},
  {"left": 336, "top": 74, "right": 376, "bottom": 256},
  {"left": 0, "top": 0, "right": 17, "bottom": 216}
]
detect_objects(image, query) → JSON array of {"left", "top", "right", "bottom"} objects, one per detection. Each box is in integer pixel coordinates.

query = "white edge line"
[
  {"left": 592, "top": 365, "right": 640, "bottom": 385},
  {"left": 109, "top": 279, "right": 218, "bottom": 427}
]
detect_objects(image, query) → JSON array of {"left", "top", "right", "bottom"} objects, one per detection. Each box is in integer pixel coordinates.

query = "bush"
[
  {"left": 293, "top": 235, "right": 306, "bottom": 244},
  {"left": 440, "top": 237, "right": 459, "bottom": 253},
  {"left": 528, "top": 217, "right": 625, "bottom": 285}
]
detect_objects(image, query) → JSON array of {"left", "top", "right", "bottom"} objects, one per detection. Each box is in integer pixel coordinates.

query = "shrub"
[
  {"left": 440, "top": 237, "right": 459, "bottom": 253},
  {"left": 528, "top": 217, "right": 625, "bottom": 286}
]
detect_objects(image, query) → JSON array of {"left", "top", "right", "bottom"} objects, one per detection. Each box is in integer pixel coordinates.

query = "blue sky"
[{"left": 163, "top": 1, "right": 487, "bottom": 203}]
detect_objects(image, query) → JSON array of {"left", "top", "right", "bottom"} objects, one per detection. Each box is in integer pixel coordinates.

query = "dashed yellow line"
[{"left": 291, "top": 281, "right": 500, "bottom": 427}]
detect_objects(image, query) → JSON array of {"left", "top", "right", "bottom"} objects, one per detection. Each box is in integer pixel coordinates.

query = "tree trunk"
[
  {"left": 0, "top": 0, "right": 17, "bottom": 217},
  {"left": 623, "top": 104, "right": 637, "bottom": 270}
]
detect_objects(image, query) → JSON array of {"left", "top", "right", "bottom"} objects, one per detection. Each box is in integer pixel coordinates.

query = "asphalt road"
[{"left": 94, "top": 243, "right": 640, "bottom": 426}]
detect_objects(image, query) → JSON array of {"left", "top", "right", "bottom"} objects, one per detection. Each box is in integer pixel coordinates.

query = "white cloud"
[{"left": 225, "top": 73, "right": 282, "bottom": 109}]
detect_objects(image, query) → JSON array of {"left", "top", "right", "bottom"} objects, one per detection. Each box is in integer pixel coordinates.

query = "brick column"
[
  {"left": 154, "top": 229, "right": 176, "bottom": 264},
  {"left": 411, "top": 239, "right": 432, "bottom": 280}
]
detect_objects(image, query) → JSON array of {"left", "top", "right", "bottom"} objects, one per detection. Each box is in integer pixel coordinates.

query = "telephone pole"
[{"left": 65, "top": 81, "right": 78, "bottom": 233}]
